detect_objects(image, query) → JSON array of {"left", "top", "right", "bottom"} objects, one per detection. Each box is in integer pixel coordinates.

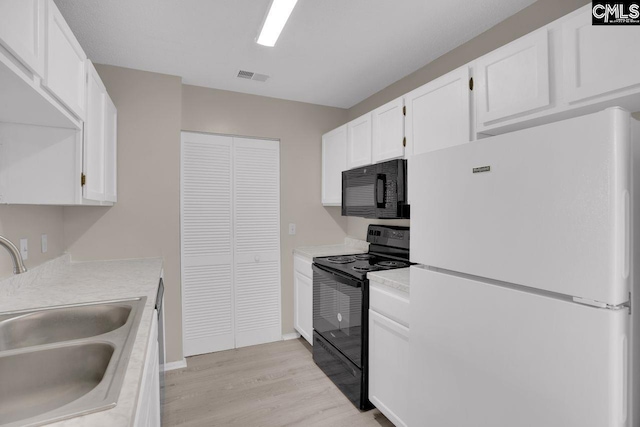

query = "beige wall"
[
  {"left": 63, "top": 65, "right": 183, "bottom": 362},
  {"left": 0, "top": 206, "right": 65, "bottom": 278},
  {"left": 344, "top": 0, "right": 590, "bottom": 240},
  {"left": 181, "top": 85, "right": 349, "bottom": 341}
]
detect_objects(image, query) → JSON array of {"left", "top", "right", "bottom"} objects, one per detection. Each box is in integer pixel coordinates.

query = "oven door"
[{"left": 312, "top": 264, "right": 364, "bottom": 368}]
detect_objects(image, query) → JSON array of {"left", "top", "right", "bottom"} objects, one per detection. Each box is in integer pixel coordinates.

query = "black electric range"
[{"left": 311, "top": 225, "right": 411, "bottom": 410}]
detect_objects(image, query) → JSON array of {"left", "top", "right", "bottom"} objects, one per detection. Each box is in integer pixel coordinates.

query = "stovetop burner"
[
  {"left": 352, "top": 265, "right": 379, "bottom": 272},
  {"left": 327, "top": 256, "right": 356, "bottom": 264},
  {"left": 354, "top": 254, "right": 374, "bottom": 260},
  {"left": 376, "top": 260, "right": 409, "bottom": 269}
]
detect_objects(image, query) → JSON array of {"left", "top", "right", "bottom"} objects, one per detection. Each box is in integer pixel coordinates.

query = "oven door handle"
[{"left": 312, "top": 264, "right": 363, "bottom": 288}]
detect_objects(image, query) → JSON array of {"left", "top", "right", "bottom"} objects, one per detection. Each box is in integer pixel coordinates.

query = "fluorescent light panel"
[{"left": 257, "top": 0, "right": 298, "bottom": 47}]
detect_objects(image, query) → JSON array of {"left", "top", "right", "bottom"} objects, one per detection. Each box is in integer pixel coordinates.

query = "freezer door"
[
  {"left": 410, "top": 108, "right": 631, "bottom": 305},
  {"left": 409, "top": 266, "right": 629, "bottom": 427}
]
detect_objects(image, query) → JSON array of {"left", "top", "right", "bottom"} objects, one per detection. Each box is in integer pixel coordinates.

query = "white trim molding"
[
  {"left": 163, "top": 359, "right": 187, "bottom": 372},
  {"left": 282, "top": 332, "right": 301, "bottom": 341}
]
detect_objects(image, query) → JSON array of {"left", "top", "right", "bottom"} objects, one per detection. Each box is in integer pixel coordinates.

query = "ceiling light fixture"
[{"left": 256, "top": 0, "right": 298, "bottom": 47}]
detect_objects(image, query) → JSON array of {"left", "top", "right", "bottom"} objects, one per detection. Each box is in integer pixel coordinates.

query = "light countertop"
[
  {"left": 293, "top": 236, "right": 369, "bottom": 260},
  {"left": 0, "top": 255, "right": 163, "bottom": 427},
  {"left": 368, "top": 267, "right": 411, "bottom": 294}
]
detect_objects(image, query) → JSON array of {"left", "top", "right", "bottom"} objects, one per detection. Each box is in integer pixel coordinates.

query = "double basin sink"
[{"left": 0, "top": 297, "right": 146, "bottom": 427}]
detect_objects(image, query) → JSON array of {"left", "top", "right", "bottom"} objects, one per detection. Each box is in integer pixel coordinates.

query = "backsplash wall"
[{"left": 0, "top": 206, "right": 65, "bottom": 278}]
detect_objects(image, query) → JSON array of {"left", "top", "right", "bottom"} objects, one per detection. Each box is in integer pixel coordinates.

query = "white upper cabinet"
[
  {"left": 43, "top": 0, "right": 87, "bottom": 121},
  {"left": 84, "top": 60, "right": 117, "bottom": 204},
  {"left": 405, "top": 65, "right": 472, "bottom": 158},
  {"left": 475, "top": 28, "right": 550, "bottom": 128},
  {"left": 562, "top": 9, "right": 640, "bottom": 104},
  {"left": 346, "top": 113, "right": 373, "bottom": 169},
  {"left": 372, "top": 97, "right": 405, "bottom": 163},
  {"left": 321, "top": 124, "right": 347, "bottom": 206},
  {"left": 83, "top": 61, "right": 107, "bottom": 202},
  {"left": 0, "top": 0, "right": 45, "bottom": 78},
  {"left": 103, "top": 95, "right": 118, "bottom": 203}
]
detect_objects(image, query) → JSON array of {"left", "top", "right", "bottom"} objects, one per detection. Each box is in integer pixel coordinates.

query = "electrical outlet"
[
  {"left": 20, "top": 238, "right": 28, "bottom": 261},
  {"left": 41, "top": 234, "right": 48, "bottom": 253},
  {"left": 288, "top": 223, "right": 296, "bottom": 235}
]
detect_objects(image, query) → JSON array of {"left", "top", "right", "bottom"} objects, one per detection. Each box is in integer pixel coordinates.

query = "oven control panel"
[{"left": 367, "top": 225, "right": 410, "bottom": 249}]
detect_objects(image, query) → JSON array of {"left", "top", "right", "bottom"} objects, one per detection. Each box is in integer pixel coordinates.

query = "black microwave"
[{"left": 342, "top": 159, "right": 409, "bottom": 219}]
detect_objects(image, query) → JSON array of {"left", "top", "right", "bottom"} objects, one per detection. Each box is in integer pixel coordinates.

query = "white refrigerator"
[{"left": 409, "top": 107, "right": 640, "bottom": 427}]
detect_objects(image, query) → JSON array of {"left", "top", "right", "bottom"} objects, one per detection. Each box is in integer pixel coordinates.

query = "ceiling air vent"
[{"left": 237, "top": 70, "right": 270, "bottom": 82}]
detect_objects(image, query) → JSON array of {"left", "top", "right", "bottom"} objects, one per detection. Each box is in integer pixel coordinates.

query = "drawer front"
[
  {"left": 294, "top": 254, "right": 312, "bottom": 278},
  {"left": 369, "top": 281, "right": 409, "bottom": 327}
]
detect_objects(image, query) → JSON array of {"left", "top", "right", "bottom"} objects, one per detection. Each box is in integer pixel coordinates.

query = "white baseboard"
[
  {"left": 282, "top": 332, "right": 301, "bottom": 341},
  {"left": 163, "top": 359, "right": 187, "bottom": 371}
]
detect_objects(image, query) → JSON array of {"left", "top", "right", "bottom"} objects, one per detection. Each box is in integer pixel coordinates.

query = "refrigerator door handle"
[{"left": 572, "top": 295, "right": 631, "bottom": 313}]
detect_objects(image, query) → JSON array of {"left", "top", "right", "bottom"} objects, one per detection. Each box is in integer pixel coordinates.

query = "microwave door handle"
[{"left": 376, "top": 174, "right": 386, "bottom": 208}]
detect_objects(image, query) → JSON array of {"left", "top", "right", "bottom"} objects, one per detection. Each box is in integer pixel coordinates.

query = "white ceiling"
[{"left": 54, "top": 0, "right": 536, "bottom": 109}]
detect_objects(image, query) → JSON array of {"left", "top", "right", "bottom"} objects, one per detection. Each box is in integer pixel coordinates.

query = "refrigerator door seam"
[
  {"left": 422, "top": 265, "right": 632, "bottom": 312},
  {"left": 573, "top": 296, "right": 631, "bottom": 313}
]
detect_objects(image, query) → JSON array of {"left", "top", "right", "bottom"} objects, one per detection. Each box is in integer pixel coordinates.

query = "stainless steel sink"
[
  {"left": 0, "top": 304, "right": 131, "bottom": 351},
  {"left": 0, "top": 298, "right": 146, "bottom": 427}
]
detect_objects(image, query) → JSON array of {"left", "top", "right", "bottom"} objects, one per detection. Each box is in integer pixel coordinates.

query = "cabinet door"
[
  {"left": 405, "top": 66, "right": 471, "bottom": 157},
  {"left": 372, "top": 97, "right": 404, "bottom": 163},
  {"left": 476, "top": 28, "right": 549, "bottom": 127},
  {"left": 44, "top": 0, "right": 87, "bottom": 120},
  {"left": 0, "top": 0, "right": 45, "bottom": 78},
  {"left": 233, "top": 137, "right": 282, "bottom": 349},
  {"left": 294, "top": 270, "right": 313, "bottom": 344},
  {"left": 369, "top": 309, "right": 409, "bottom": 427},
  {"left": 346, "top": 113, "right": 372, "bottom": 169},
  {"left": 103, "top": 94, "right": 117, "bottom": 203},
  {"left": 321, "top": 125, "right": 347, "bottom": 206},
  {"left": 135, "top": 314, "right": 159, "bottom": 427},
  {"left": 563, "top": 9, "right": 640, "bottom": 104},
  {"left": 83, "top": 61, "right": 106, "bottom": 202}
]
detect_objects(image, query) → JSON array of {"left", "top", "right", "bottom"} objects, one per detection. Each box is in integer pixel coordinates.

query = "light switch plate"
[
  {"left": 41, "top": 234, "right": 48, "bottom": 253},
  {"left": 20, "top": 238, "right": 28, "bottom": 261},
  {"left": 288, "top": 223, "right": 296, "bottom": 235}
]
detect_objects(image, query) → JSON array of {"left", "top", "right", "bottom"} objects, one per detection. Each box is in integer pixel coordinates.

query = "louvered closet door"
[
  {"left": 181, "top": 132, "right": 235, "bottom": 356},
  {"left": 233, "top": 137, "right": 282, "bottom": 348}
]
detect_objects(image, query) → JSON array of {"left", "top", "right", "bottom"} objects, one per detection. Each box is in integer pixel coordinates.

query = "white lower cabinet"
[
  {"left": 368, "top": 281, "right": 409, "bottom": 427},
  {"left": 293, "top": 254, "right": 313, "bottom": 344},
  {"left": 135, "top": 313, "right": 161, "bottom": 427}
]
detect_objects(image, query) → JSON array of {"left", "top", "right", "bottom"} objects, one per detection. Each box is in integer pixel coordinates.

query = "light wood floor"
[{"left": 163, "top": 338, "right": 394, "bottom": 427}]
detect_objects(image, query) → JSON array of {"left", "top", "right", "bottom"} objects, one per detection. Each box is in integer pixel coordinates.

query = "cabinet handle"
[
  {"left": 402, "top": 137, "right": 406, "bottom": 147},
  {"left": 469, "top": 77, "right": 474, "bottom": 91}
]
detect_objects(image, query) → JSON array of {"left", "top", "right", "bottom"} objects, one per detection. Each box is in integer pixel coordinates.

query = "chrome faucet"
[{"left": 0, "top": 235, "right": 27, "bottom": 274}]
